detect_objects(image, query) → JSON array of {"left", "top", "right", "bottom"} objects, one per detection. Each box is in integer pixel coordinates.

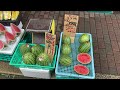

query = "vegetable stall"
[{"left": 0, "top": 11, "right": 95, "bottom": 79}]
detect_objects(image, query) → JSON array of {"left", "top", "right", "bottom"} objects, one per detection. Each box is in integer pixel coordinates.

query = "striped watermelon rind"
[
  {"left": 62, "top": 44, "right": 71, "bottom": 55},
  {"left": 59, "top": 55, "right": 72, "bottom": 66},
  {"left": 78, "top": 41, "right": 91, "bottom": 53},
  {"left": 22, "top": 52, "right": 36, "bottom": 65},
  {"left": 31, "top": 44, "right": 44, "bottom": 56},
  {"left": 62, "top": 35, "right": 71, "bottom": 45},
  {"left": 77, "top": 53, "right": 91, "bottom": 64},
  {"left": 36, "top": 53, "right": 50, "bottom": 66},
  {"left": 79, "top": 34, "right": 90, "bottom": 43}
]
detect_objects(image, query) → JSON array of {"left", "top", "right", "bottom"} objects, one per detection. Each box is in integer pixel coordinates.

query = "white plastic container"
[{"left": 20, "top": 68, "right": 51, "bottom": 79}]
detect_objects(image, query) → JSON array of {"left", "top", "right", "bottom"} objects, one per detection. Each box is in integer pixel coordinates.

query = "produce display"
[
  {"left": 19, "top": 43, "right": 50, "bottom": 66},
  {"left": 59, "top": 33, "right": 93, "bottom": 77},
  {"left": 59, "top": 34, "right": 72, "bottom": 66},
  {"left": 0, "top": 11, "right": 19, "bottom": 21},
  {"left": 0, "top": 23, "right": 22, "bottom": 51},
  {"left": 0, "top": 23, "right": 17, "bottom": 44},
  {"left": 0, "top": 13, "right": 95, "bottom": 79},
  {"left": 74, "top": 33, "right": 91, "bottom": 75}
]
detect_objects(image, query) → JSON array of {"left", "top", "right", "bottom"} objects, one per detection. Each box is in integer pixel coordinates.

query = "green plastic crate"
[
  {"left": 0, "top": 54, "right": 13, "bottom": 62},
  {"left": 20, "top": 32, "right": 32, "bottom": 43},
  {"left": 23, "top": 32, "right": 32, "bottom": 43},
  {"left": 9, "top": 43, "right": 58, "bottom": 71},
  {"left": 56, "top": 75, "right": 79, "bottom": 79}
]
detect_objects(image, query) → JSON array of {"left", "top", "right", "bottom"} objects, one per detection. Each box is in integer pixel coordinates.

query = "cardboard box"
[
  {"left": 26, "top": 19, "right": 52, "bottom": 44},
  {"left": 26, "top": 19, "right": 52, "bottom": 33}
]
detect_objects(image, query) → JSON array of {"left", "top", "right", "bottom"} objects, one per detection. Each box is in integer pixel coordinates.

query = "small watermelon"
[
  {"left": 22, "top": 52, "right": 36, "bottom": 65},
  {"left": 62, "top": 44, "right": 71, "bottom": 55},
  {"left": 36, "top": 53, "right": 50, "bottom": 66},
  {"left": 77, "top": 53, "right": 91, "bottom": 64},
  {"left": 79, "top": 34, "right": 90, "bottom": 43},
  {"left": 20, "top": 44, "right": 31, "bottom": 55},
  {"left": 78, "top": 41, "right": 91, "bottom": 53},
  {"left": 74, "top": 64, "right": 89, "bottom": 75},
  {"left": 59, "top": 55, "right": 72, "bottom": 66},
  {"left": 62, "top": 35, "right": 71, "bottom": 45},
  {"left": 31, "top": 44, "right": 44, "bottom": 56}
]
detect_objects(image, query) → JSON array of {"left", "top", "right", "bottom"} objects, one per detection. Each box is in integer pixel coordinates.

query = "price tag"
[
  {"left": 63, "top": 14, "right": 79, "bottom": 43},
  {"left": 45, "top": 32, "right": 56, "bottom": 63}
]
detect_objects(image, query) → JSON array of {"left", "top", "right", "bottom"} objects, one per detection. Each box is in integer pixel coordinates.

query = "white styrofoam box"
[
  {"left": 20, "top": 68, "right": 51, "bottom": 79},
  {"left": 17, "top": 21, "right": 23, "bottom": 29}
]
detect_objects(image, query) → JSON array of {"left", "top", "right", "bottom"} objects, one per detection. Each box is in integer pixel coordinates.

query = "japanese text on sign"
[
  {"left": 45, "top": 32, "right": 56, "bottom": 62},
  {"left": 63, "top": 14, "right": 79, "bottom": 43}
]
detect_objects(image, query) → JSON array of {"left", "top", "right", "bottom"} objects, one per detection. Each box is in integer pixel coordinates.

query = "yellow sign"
[
  {"left": 50, "top": 19, "right": 55, "bottom": 35},
  {"left": 45, "top": 19, "right": 56, "bottom": 63}
]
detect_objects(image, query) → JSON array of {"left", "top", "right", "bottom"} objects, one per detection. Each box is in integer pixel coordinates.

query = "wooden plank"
[{"left": 0, "top": 61, "right": 22, "bottom": 75}]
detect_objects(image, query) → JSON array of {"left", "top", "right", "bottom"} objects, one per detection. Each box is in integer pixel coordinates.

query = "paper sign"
[
  {"left": 45, "top": 32, "right": 56, "bottom": 63},
  {"left": 63, "top": 14, "right": 79, "bottom": 43}
]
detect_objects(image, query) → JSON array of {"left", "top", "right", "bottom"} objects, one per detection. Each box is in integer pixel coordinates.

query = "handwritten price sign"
[
  {"left": 63, "top": 14, "right": 79, "bottom": 43},
  {"left": 45, "top": 32, "right": 56, "bottom": 63}
]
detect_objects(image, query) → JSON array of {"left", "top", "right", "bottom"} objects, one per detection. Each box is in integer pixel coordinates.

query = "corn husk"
[
  {"left": 3, "top": 11, "right": 11, "bottom": 20},
  {"left": 0, "top": 11, "right": 3, "bottom": 20},
  {"left": 11, "top": 11, "right": 19, "bottom": 20}
]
